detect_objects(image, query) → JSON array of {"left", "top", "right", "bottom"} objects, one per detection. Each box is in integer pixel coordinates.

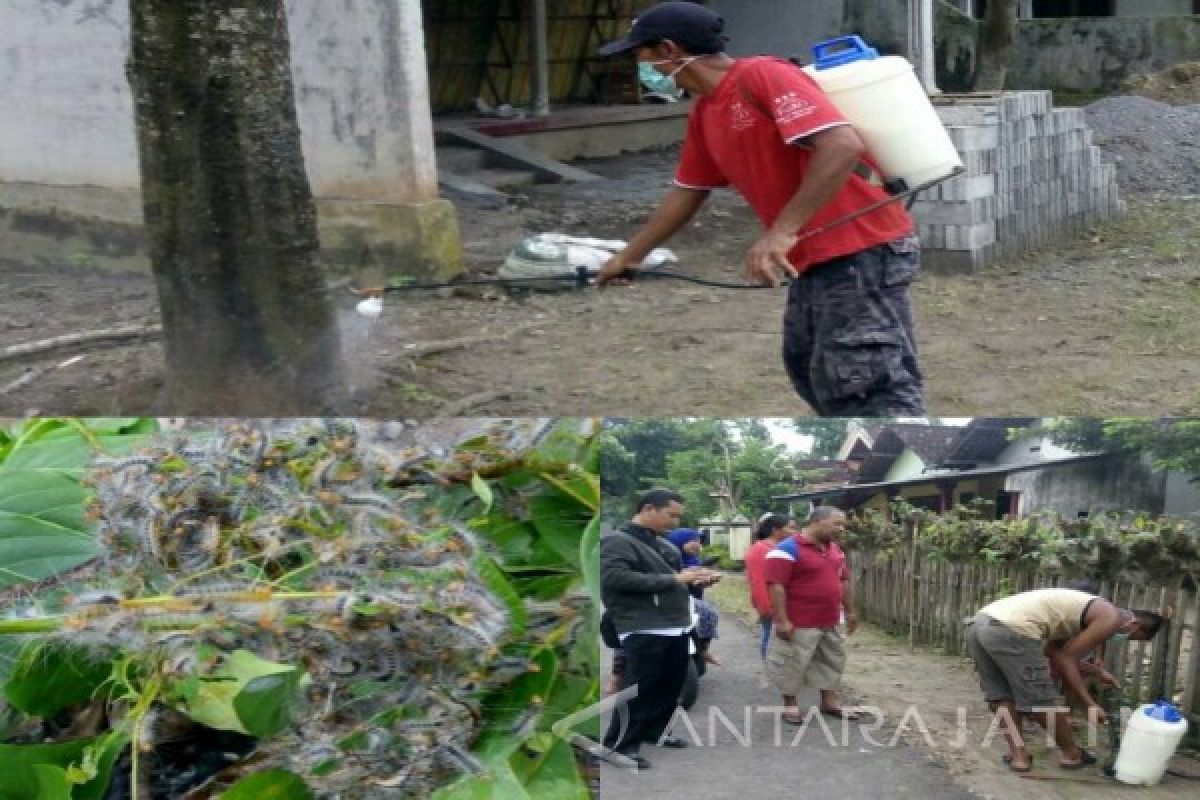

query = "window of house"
[
  {"left": 973, "top": 0, "right": 1115, "bottom": 16},
  {"left": 1031, "top": 0, "right": 1115, "bottom": 16}
]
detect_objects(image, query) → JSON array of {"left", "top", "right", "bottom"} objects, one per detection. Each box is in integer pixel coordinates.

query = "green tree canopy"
[{"left": 1047, "top": 418, "right": 1200, "bottom": 481}]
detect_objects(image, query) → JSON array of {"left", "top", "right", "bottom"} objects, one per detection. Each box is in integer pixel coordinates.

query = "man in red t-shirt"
[
  {"left": 763, "top": 506, "right": 860, "bottom": 724},
  {"left": 597, "top": 2, "right": 924, "bottom": 416}
]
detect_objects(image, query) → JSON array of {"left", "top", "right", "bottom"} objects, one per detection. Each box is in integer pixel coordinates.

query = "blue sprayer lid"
[
  {"left": 1144, "top": 700, "right": 1183, "bottom": 723},
  {"left": 811, "top": 36, "right": 879, "bottom": 70}
]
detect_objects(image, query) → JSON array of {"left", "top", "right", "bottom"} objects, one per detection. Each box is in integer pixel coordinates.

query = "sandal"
[
  {"left": 1059, "top": 749, "right": 1097, "bottom": 770},
  {"left": 819, "top": 706, "right": 863, "bottom": 721},
  {"left": 1002, "top": 754, "right": 1034, "bottom": 773}
]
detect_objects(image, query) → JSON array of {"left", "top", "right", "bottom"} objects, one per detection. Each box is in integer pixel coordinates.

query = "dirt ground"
[
  {"left": 2, "top": 145, "right": 1199, "bottom": 417},
  {"left": 707, "top": 575, "right": 1200, "bottom": 800}
]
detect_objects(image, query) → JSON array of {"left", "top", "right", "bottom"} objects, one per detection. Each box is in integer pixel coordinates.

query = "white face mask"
[{"left": 643, "top": 55, "right": 704, "bottom": 79}]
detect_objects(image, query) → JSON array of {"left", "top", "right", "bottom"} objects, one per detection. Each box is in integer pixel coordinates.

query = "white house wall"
[
  {"left": 1004, "top": 455, "right": 1166, "bottom": 518},
  {"left": 992, "top": 434, "right": 1076, "bottom": 467},
  {"left": 883, "top": 448, "right": 927, "bottom": 483},
  {"left": 0, "top": 0, "right": 438, "bottom": 202}
]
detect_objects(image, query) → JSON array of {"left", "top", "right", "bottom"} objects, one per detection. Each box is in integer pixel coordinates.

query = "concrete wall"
[
  {"left": 1013, "top": 16, "right": 1200, "bottom": 91},
  {"left": 843, "top": 1, "right": 1200, "bottom": 91},
  {"left": 1114, "top": 1, "right": 1193, "bottom": 16},
  {"left": 0, "top": 0, "right": 436, "bottom": 198},
  {"left": 1005, "top": 455, "right": 1166, "bottom": 518},
  {"left": 712, "top": 0, "right": 845, "bottom": 61},
  {"left": 1164, "top": 472, "right": 1200, "bottom": 519}
]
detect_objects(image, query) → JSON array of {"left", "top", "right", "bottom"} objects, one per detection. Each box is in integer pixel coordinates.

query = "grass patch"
[{"left": 706, "top": 572, "right": 758, "bottom": 628}]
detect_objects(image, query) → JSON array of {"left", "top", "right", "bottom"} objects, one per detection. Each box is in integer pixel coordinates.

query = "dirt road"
[
  {"left": 704, "top": 575, "right": 1200, "bottom": 800},
  {"left": 599, "top": 605, "right": 978, "bottom": 800},
  {"left": 2, "top": 147, "right": 1198, "bottom": 416}
]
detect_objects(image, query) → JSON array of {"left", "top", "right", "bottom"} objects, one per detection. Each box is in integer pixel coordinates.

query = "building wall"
[
  {"left": 1164, "top": 472, "right": 1200, "bottom": 518},
  {"left": 993, "top": 435, "right": 1077, "bottom": 467},
  {"left": 884, "top": 449, "right": 928, "bottom": 482},
  {"left": 843, "top": 1, "right": 1200, "bottom": 92},
  {"left": 1013, "top": 16, "right": 1200, "bottom": 91},
  {"left": 1114, "top": 0, "right": 1193, "bottom": 16},
  {"left": 712, "top": 0, "right": 846, "bottom": 60},
  {"left": 0, "top": 0, "right": 436, "bottom": 197},
  {"left": 1004, "top": 455, "right": 1166, "bottom": 518}
]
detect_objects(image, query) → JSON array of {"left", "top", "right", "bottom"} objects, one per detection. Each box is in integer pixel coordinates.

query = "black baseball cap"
[{"left": 598, "top": 2, "right": 727, "bottom": 57}]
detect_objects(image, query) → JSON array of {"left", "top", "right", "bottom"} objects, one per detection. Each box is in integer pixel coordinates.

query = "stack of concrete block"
[{"left": 912, "top": 91, "right": 1123, "bottom": 273}]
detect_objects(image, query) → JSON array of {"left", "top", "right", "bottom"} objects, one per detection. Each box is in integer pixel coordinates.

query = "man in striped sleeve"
[{"left": 763, "top": 506, "right": 861, "bottom": 724}]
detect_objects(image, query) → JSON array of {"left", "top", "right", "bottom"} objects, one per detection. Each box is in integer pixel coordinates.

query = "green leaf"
[
  {"left": 530, "top": 492, "right": 590, "bottom": 569},
  {"left": 0, "top": 737, "right": 126, "bottom": 800},
  {"left": 519, "top": 737, "right": 591, "bottom": 799},
  {"left": 432, "top": 760, "right": 532, "bottom": 800},
  {"left": 4, "top": 643, "right": 114, "bottom": 717},
  {"left": 218, "top": 769, "right": 313, "bottom": 800},
  {"left": 580, "top": 516, "right": 600, "bottom": 608},
  {"left": 471, "top": 514, "right": 536, "bottom": 566},
  {"left": 473, "top": 555, "right": 528, "bottom": 637},
  {"left": 1, "top": 427, "right": 150, "bottom": 478},
  {"left": 474, "top": 648, "right": 559, "bottom": 763},
  {"left": 0, "top": 470, "right": 95, "bottom": 590},
  {"left": 69, "top": 732, "right": 128, "bottom": 800},
  {"left": 471, "top": 473, "right": 494, "bottom": 514},
  {"left": 538, "top": 472, "right": 599, "bottom": 514},
  {"left": 182, "top": 650, "right": 302, "bottom": 737},
  {"left": 31, "top": 765, "right": 72, "bottom": 800}
]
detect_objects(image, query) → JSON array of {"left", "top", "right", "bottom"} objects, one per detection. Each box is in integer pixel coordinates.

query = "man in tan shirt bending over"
[{"left": 966, "top": 587, "right": 1162, "bottom": 773}]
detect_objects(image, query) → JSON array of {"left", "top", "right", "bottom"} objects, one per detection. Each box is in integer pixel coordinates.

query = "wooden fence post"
[{"left": 908, "top": 517, "right": 920, "bottom": 651}]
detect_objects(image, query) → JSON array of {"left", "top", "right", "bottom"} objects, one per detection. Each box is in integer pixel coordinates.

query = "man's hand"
[
  {"left": 1087, "top": 703, "right": 1109, "bottom": 727},
  {"left": 1097, "top": 669, "right": 1120, "bottom": 690},
  {"left": 596, "top": 252, "right": 641, "bottom": 287},
  {"left": 746, "top": 230, "right": 799, "bottom": 287},
  {"left": 844, "top": 612, "right": 859, "bottom": 636},
  {"left": 775, "top": 621, "right": 795, "bottom": 642},
  {"left": 677, "top": 567, "right": 709, "bottom": 585}
]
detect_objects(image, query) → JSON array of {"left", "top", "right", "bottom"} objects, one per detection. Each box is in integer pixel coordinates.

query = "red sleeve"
[
  {"left": 763, "top": 552, "right": 793, "bottom": 587},
  {"left": 674, "top": 109, "right": 729, "bottom": 190},
  {"left": 833, "top": 543, "right": 848, "bottom": 581},
  {"left": 739, "top": 58, "right": 849, "bottom": 145}
]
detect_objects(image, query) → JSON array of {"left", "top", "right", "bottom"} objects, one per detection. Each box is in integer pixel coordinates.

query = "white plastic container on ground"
[{"left": 1113, "top": 701, "right": 1189, "bottom": 786}]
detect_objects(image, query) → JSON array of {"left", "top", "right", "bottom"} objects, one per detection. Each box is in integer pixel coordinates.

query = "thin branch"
[{"left": 0, "top": 325, "right": 162, "bottom": 365}]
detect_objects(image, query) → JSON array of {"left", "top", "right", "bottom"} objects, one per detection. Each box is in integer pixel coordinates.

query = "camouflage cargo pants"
[{"left": 782, "top": 236, "right": 925, "bottom": 416}]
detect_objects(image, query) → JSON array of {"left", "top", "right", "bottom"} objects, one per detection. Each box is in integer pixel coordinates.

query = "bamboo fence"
[{"left": 849, "top": 548, "right": 1200, "bottom": 726}]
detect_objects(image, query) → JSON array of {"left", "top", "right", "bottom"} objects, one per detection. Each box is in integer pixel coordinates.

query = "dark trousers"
[
  {"left": 782, "top": 236, "right": 926, "bottom": 416},
  {"left": 603, "top": 632, "right": 690, "bottom": 755}
]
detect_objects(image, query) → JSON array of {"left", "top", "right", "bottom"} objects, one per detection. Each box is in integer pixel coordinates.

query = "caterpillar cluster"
[{"left": 40, "top": 418, "right": 588, "bottom": 799}]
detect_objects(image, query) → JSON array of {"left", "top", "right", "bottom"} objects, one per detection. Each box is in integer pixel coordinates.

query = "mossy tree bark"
[
  {"left": 128, "top": 1, "right": 345, "bottom": 414},
  {"left": 974, "top": 0, "right": 1017, "bottom": 90}
]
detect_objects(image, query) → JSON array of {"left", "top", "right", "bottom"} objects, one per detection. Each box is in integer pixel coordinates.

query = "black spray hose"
[{"left": 364, "top": 169, "right": 962, "bottom": 296}]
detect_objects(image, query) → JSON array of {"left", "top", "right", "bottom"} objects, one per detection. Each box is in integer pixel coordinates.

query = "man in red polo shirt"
[
  {"left": 597, "top": 2, "right": 924, "bottom": 416},
  {"left": 763, "top": 506, "right": 859, "bottom": 723}
]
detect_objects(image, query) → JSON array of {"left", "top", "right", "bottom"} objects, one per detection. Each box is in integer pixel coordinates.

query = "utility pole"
[
  {"left": 908, "top": 0, "right": 940, "bottom": 95},
  {"left": 529, "top": 0, "right": 551, "bottom": 116}
]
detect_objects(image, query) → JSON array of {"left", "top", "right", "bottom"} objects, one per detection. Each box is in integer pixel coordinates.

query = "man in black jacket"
[{"left": 601, "top": 488, "right": 720, "bottom": 769}]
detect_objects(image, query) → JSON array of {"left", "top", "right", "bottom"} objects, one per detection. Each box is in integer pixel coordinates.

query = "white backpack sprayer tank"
[
  {"left": 802, "top": 36, "right": 963, "bottom": 192},
  {"left": 1113, "top": 700, "right": 1189, "bottom": 786}
]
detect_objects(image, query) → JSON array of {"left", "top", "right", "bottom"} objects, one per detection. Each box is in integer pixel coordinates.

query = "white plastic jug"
[
  {"left": 802, "top": 36, "right": 963, "bottom": 190},
  {"left": 1113, "top": 701, "right": 1189, "bottom": 786}
]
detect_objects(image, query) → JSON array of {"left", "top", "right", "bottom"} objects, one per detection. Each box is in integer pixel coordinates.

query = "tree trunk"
[
  {"left": 128, "top": 1, "right": 346, "bottom": 414},
  {"left": 974, "top": 0, "right": 1018, "bottom": 91}
]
